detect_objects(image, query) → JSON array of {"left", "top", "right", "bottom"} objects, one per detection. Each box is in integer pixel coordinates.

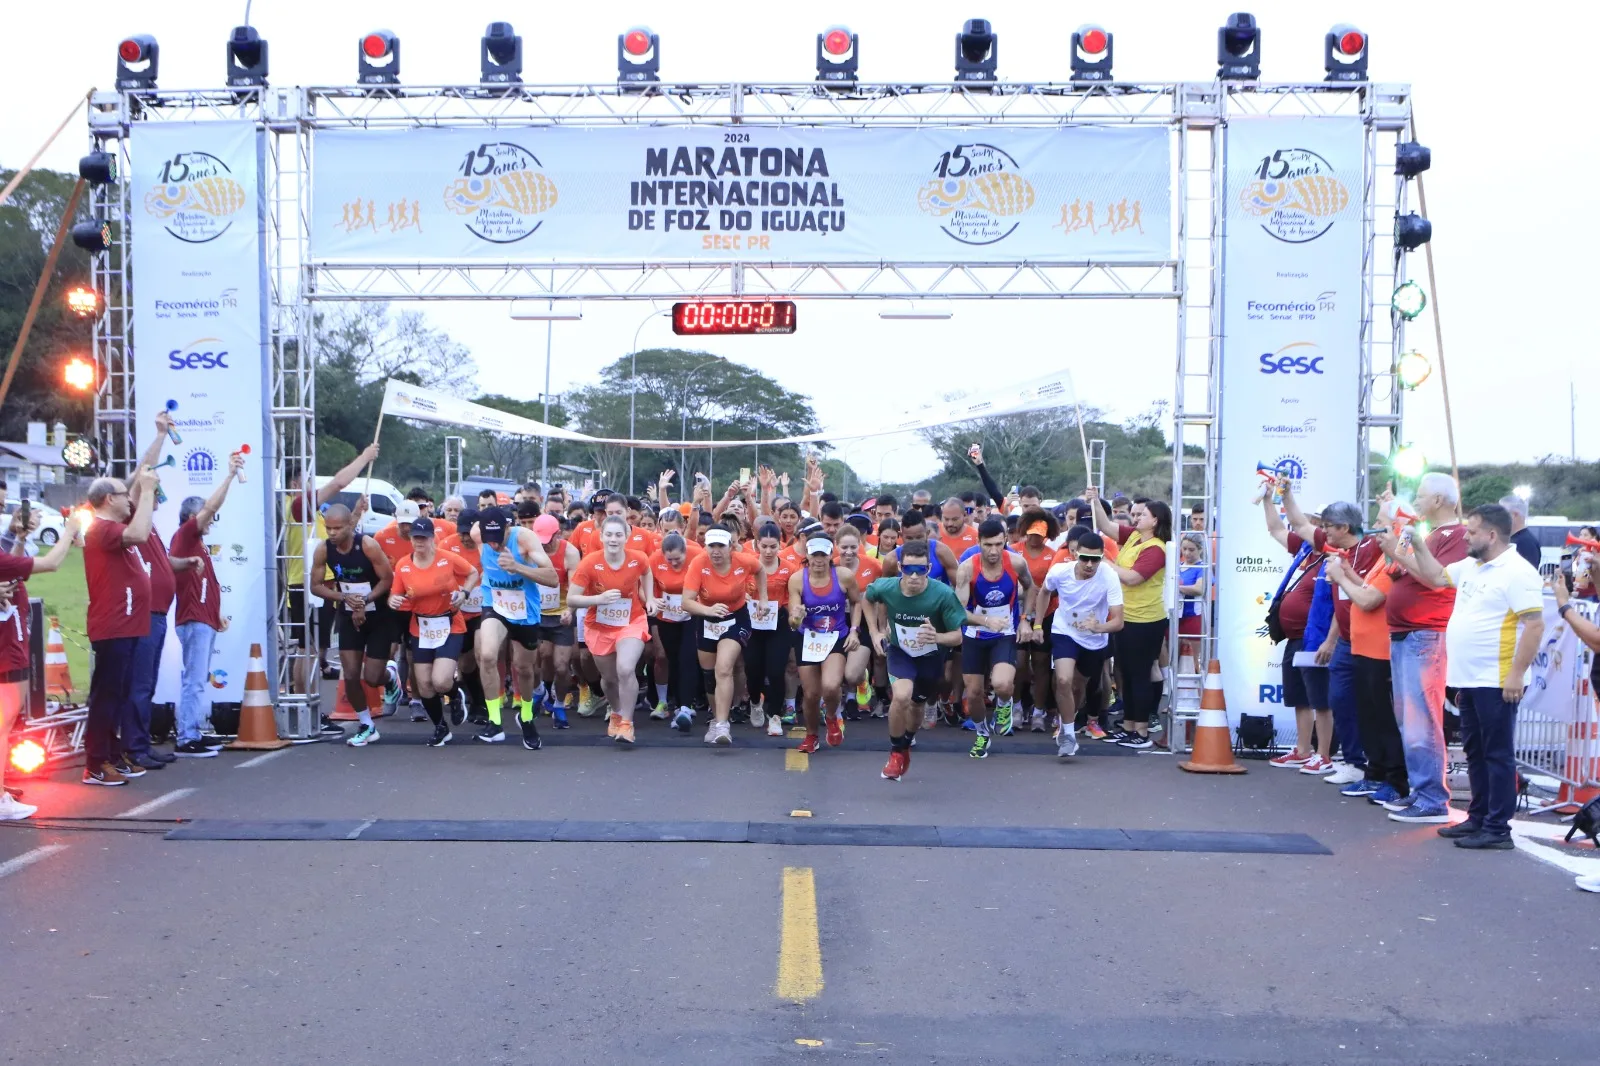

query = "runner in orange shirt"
[
  {"left": 836, "top": 524, "right": 885, "bottom": 719},
  {"left": 648, "top": 531, "right": 705, "bottom": 732},
  {"left": 1013, "top": 509, "right": 1060, "bottom": 736},
  {"left": 387, "top": 517, "right": 479, "bottom": 747},
  {"left": 936, "top": 497, "right": 981, "bottom": 558},
  {"left": 683, "top": 525, "right": 767, "bottom": 746},
  {"left": 567, "top": 515, "right": 655, "bottom": 745},
  {"left": 749, "top": 522, "right": 800, "bottom": 736}
]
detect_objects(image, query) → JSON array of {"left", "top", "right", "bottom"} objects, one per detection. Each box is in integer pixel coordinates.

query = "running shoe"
[
  {"left": 766, "top": 716, "right": 784, "bottom": 737},
  {"left": 449, "top": 695, "right": 466, "bottom": 727},
  {"left": 82, "top": 762, "right": 127, "bottom": 787},
  {"left": 750, "top": 702, "right": 767, "bottom": 729},
  {"left": 551, "top": 700, "right": 570, "bottom": 729},
  {"left": 650, "top": 702, "right": 671, "bottom": 721},
  {"left": 1380, "top": 793, "right": 1416, "bottom": 813},
  {"left": 941, "top": 702, "right": 965, "bottom": 728},
  {"left": 797, "top": 734, "right": 820, "bottom": 754},
  {"left": 1387, "top": 801, "right": 1449, "bottom": 824},
  {"left": 1340, "top": 778, "right": 1382, "bottom": 797},
  {"left": 476, "top": 723, "right": 506, "bottom": 744},
  {"left": 922, "top": 703, "right": 937, "bottom": 728},
  {"left": 843, "top": 698, "right": 864, "bottom": 722},
  {"left": 782, "top": 709, "right": 797, "bottom": 727},
  {"left": 520, "top": 717, "right": 541, "bottom": 751},
  {"left": 427, "top": 723, "right": 452, "bottom": 748},
  {"left": 1084, "top": 719, "right": 1107, "bottom": 741},
  {"left": 318, "top": 716, "right": 346, "bottom": 738},
  {"left": 409, "top": 699, "right": 428, "bottom": 723},
  {"left": 1298, "top": 755, "right": 1337, "bottom": 775},
  {"left": 614, "top": 720, "right": 635, "bottom": 745},
  {"left": 856, "top": 680, "right": 871, "bottom": 707},
  {"left": 968, "top": 734, "right": 991, "bottom": 759},
  {"left": 826, "top": 715, "right": 844, "bottom": 748},
  {"left": 881, "top": 750, "right": 909, "bottom": 781},
  {"left": 1030, "top": 709, "right": 1047, "bottom": 733},
  {"left": 1101, "top": 728, "right": 1130, "bottom": 744},
  {"left": 994, "top": 703, "right": 1014, "bottom": 736},
  {"left": 347, "top": 725, "right": 379, "bottom": 747},
  {"left": 174, "top": 739, "right": 218, "bottom": 758},
  {"left": 732, "top": 701, "right": 752, "bottom": 725},
  {"left": 0, "top": 793, "right": 37, "bottom": 820},
  {"left": 1269, "top": 750, "right": 1312, "bottom": 768},
  {"left": 1056, "top": 726, "right": 1080, "bottom": 758},
  {"left": 1367, "top": 784, "right": 1404, "bottom": 807},
  {"left": 383, "top": 663, "right": 402, "bottom": 707},
  {"left": 607, "top": 712, "right": 622, "bottom": 739},
  {"left": 960, "top": 717, "right": 977, "bottom": 731},
  {"left": 705, "top": 720, "right": 732, "bottom": 746},
  {"left": 1118, "top": 733, "right": 1153, "bottom": 750},
  {"left": 672, "top": 707, "right": 695, "bottom": 732},
  {"left": 577, "top": 689, "right": 603, "bottom": 717},
  {"left": 113, "top": 756, "right": 147, "bottom": 778}
]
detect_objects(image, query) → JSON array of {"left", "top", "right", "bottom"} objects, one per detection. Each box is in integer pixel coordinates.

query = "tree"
[{"left": 1461, "top": 473, "right": 1513, "bottom": 511}]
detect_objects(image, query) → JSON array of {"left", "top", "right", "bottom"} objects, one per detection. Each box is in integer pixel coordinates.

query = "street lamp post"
[{"left": 509, "top": 299, "right": 582, "bottom": 490}]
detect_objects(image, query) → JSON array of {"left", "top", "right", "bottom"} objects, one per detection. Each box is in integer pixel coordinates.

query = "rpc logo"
[
  {"left": 167, "top": 337, "right": 230, "bottom": 371},
  {"left": 1258, "top": 341, "right": 1324, "bottom": 375},
  {"left": 1258, "top": 684, "right": 1284, "bottom": 704}
]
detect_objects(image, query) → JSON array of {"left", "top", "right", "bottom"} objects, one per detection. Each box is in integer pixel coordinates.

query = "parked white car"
[{"left": 2, "top": 499, "right": 67, "bottom": 546}]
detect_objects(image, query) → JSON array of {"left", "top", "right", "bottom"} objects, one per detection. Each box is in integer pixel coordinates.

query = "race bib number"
[
  {"left": 338, "top": 581, "right": 371, "bottom": 610},
  {"left": 896, "top": 622, "right": 938, "bottom": 657},
  {"left": 417, "top": 614, "right": 450, "bottom": 650},
  {"left": 703, "top": 617, "right": 735, "bottom": 640},
  {"left": 965, "top": 603, "right": 1014, "bottom": 637},
  {"left": 750, "top": 601, "right": 779, "bottom": 631},
  {"left": 801, "top": 630, "right": 834, "bottom": 663},
  {"left": 539, "top": 583, "right": 561, "bottom": 613},
  {"left": 491, "top": 587, "right": 527, "bottom": 619},
  {"left": 595, "top": 598, "right": 632, "bottom": 627},
  {"left": 464, "top": 585, "right": 483, "bottom": 611},
  {"left": 661, "top": 593, "right": 689, "bottom": 622}
]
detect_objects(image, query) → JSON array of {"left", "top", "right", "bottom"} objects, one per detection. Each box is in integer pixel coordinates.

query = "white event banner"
[
  {"left": 310, "top": 126, "right": 1169, "bottom": 263},
  {"left": 130, "top": 121, "right": 269, "bottom": 704},
  {"left": 381, "top": 367, "right": 1080, "bottom": 448},
  {"left": 1214, "top": 117, "right": 1365, "bottom": 737}
]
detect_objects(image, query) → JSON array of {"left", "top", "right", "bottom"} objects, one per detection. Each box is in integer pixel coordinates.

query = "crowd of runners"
[{"left": 295, "top": 445, "right": 1177, "bottom": 784}]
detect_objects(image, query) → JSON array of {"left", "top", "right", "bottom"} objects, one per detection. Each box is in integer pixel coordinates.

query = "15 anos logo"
[
  {"left": 916, "top": 143, "right": 1035, "bottom": 247},
  {"left": 143, "top": 151, "right": 246, "bottom": 243},
  {"left": 1258, "top": 341, "right": 1324, "bottom": 376},
  {"left": 443, "top": 142, "right": 558, "bottom": 244},
  {"left": 1237, "top": 148, "right": 1350, "bottom": 243}
]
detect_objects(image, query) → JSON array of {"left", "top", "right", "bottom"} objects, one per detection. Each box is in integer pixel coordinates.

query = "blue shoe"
[
  {"left": 551, "top": 701, "right": 570, "bottom": 729},
  {"left": 1367, "top": 783, "right": 1401, "bottom": 806},
  {"left": 672, "top": 708, "right": 694, "bottom": 733},
  {"left": 1380, "top": 792, "right": 1415, "bottom": 812},
  {"left": 1388, "top": 800, "right": 1450, "bottom": 824},
  {"left": 1341, "top": 778, "right": 1382, "bottom": 797},
  {"left": 960, "top": 717, "right": 977, "bottom": 731}
]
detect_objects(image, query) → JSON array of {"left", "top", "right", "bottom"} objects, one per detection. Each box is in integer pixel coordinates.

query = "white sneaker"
[
  {"left": 1325, "top": 763, "right": 1365, "bottom": 785},
  {"left": 1030, "top": 709, "right": 1047, "bottom": 733},
  {"left": 766, "top": 716, "right": 784, "bottom": 737},
  {"left": 922, "top": 703, "right": 937, "bottom": 728},
  {"left": 1576, "top": 873, "right": 1600, "bottom": 893},
  {"left": 751, "top": 702, "right": 767, "bottom": 729},
  {"left": 713, "top": 720, "right": 732, "bottom": 745},
  {"left": 1055, "top": 725, "right": 1080, "bottom": 758},
  {"left": 1298, "top": 754, "right": 1335, "bottom": 775},
  {"left": 0, "top": 793, "right": 37, "bottom": 820}
]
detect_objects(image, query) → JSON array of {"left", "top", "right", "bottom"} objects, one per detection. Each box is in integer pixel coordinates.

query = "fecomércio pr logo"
[
  {"left": 143, "top": 151, "right": 246, "bottom": 243},
  {"left": 1237, "top": 148, "right": 1349, "bottom": 244},
  {"left": 916, "top": 143, "right": 1035, "bottom": 246}
]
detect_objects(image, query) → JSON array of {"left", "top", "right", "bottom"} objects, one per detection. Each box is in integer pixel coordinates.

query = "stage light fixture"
[
  {"left": 1217, "top": 13, "right": 1260, "bottom": 81},
  {"left": 1395, "top": 212, "right": 1432, "bottom": 251},
  {"left": 481, "top": 22, "right": 523, "bottom": 84},
  {"left": 1071, "top": 24, "right": 1113, "bottom": 82},
  {"left": 63, "top": 356, "right": 96, "bottom": 392},
  {"left": 9, "top": 738, "right": 46, "bottom": 775},
  {"left": 1323, "top": 23, "right": 1367, "bottom": 82},
  {"left": 115, "top": 34, "right": 159, "bottom": 90},
  {"left": 1390, "top": 444, "right": 1428, "bottom": 482},
  {"left": 226, "top": 25, "right": 269, "bottom": 87},
  {"left": 70, "top": 219, "right": 111, "bottom": 255},
  {"left": 66, "top": 286, "right": 102, "bottom": 318},
  {"left": 61, "top": 436, "right": 98, "bottom": 471},
  {"left": 1395, "top": 142, "right": 1431, "bottom": 178},
  {"left": 816, "top": 26, "right": 858, "bottom": 85},
  {"left": 1395, "top": 351, "right": 1432, "bottom": 390},
  {"left": 1391, "top": 280, "right": 1426, "bottom": 320},
  {"left": 358, "top": 30, "right": 400, "bottom": 85},
  {"left": 955, "top": 18, "right": 998, "bottom": 83},
  {"left": 618, "top": 26, "right": 660, "bottom": 87},
  {"left": 78, "top": 151, "right": 116, "bottom": 185}
]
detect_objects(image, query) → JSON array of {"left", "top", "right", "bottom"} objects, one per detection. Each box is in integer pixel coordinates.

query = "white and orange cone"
[
  {"left": 228, "top": 643, "right": 290, "bottom": 750},
  {"left": 1179, "top": 659, "right": 1246, "bottom": 774},
  {"left": 44, "top": 616, "right": 73, "bottom": 698}
]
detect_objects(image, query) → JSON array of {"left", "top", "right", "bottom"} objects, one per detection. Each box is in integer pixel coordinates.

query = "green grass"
[{"left": 23, "top": 550, "right": 91, "bottom": 701}]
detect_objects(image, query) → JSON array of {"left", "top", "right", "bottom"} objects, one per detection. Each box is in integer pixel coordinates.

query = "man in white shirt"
[
  {"left": 1380, "top": 503, "right": 1544, "bottom": 849},
  {"left": 1031, "top": 531, "right": 1124, "bottom": 759}
]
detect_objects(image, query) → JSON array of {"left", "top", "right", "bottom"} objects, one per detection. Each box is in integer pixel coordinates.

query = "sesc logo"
[
  {"left": 1258, "top": 341, "right": 1324, "bottom": 376},
  {"left": 168, "top": 338, "right": 230, "bottom": 371}
]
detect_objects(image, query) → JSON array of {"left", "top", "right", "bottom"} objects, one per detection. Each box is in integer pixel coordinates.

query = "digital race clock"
[{"left": 671, "top": 300, "right": 798, "bottom": 336}]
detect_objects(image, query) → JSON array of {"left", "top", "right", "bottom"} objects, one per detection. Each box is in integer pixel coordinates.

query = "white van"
[{"left": 314, "top": 475, "right": 404, "bottom": 537}]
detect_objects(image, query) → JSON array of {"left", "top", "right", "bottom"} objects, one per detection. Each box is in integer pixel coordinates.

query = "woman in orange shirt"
[
  {"left": 748, "top": 522, "right": 799, "bottom": 737},
  {"left": 568, "top": 515, "right": 656, "bottom": 745},
  {"left": 387, "top": 517, "right": 479, "bottom": 747},
  {"left": 836, "top": 525, "right": 884, "bottom": 718},
  {"left": 683, "top": 524, "right": 767, "bottom": 746},
  {"left": 648, "top": 531, "right": 704, "bottom": 732}
]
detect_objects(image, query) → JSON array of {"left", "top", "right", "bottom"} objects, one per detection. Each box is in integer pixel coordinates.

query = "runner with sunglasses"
[{"left": 788, "top": 532, "right": 862, "bottom": 753}]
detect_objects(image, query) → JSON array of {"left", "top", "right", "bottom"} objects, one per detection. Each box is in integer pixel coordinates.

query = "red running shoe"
[
  {"left": 881, "top": 749, "right": 909, "bottom": 781},
  {"left": 797, "top": 734, "right": 820, "bottom": 754},
  {"left": 825, "top": 714, "right": 843, "bottom": 747}
]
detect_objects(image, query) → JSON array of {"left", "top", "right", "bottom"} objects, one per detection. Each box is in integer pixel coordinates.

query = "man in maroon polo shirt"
[
  {"left": 169, "top": 451, "right": 245, "bottom": 756},
  {"left": 0, "top": 510, "right": 82, "bottom": 819},
  {"left": 82, "top": 468, "right": 159, "bottom": 787}
]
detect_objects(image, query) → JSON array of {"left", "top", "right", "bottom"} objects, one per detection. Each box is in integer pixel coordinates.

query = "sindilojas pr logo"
[{"left": 144, "top": 152, "right": 247, "bottom": 243}]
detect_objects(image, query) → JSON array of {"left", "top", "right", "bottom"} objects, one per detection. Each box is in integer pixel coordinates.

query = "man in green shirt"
[{"left": 864, "top": 540, "right": 967, "bottom": 781}]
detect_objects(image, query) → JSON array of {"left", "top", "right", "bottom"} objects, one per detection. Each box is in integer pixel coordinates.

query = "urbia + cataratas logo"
[
  {"left": 1237, "top": 148, "right": 1349, "bottom": 243},
  {"left": 143, "top": 152, "right": 247, "bottom": 243},
  {"left": 916, "top": 143, "right": 1035, "bottom": 246}
]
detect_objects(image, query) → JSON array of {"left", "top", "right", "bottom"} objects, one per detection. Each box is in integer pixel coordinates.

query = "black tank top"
[{"left": 326, "top": 532, "right": 383, "bottom": 602}]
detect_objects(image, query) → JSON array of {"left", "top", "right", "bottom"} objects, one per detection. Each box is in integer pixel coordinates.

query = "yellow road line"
[
  {"left": 776, "top": 866, "right": 824, "bottom": 1002},
  {"left": 785, "top": 749, "right": 809, "bottom": 771}
]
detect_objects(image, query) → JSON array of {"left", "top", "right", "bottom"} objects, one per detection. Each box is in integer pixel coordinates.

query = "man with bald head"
[{"left": 309, "top": 503, "right": 394, "bottom": 745}]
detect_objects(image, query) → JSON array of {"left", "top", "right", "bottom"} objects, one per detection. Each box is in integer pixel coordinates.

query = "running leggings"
[
  {"left": 746, "top": 613, "right": 794, "bottom": 711},
  {"left": 656, "top": 620, "right": 703, "bottom": 711},
  {"left": 1114, "top": 619, "right": 1167, "bottom": 725}
]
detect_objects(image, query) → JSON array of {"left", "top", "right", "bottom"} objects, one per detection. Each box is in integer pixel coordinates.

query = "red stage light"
[
  {"left": 10, "top": 739, "right": 46, "bottom": 775},
  {"left": 824, "top": 30, "right": 851, "bottom": 56},
  {"left": 119, "top": 39, "right": 144, "bottom": 63},
  {"left": 1338, "top": 30, "right": 1365, "bottom": 56},
  {"left": 623, "top": 30, "right": 651, "bottom": 57},
  {"left": 1080, "top": 28, "right": 1108, "bottom": 55},
  {"left": 362, "top": 33, "right": 389, "bottom": 59}
]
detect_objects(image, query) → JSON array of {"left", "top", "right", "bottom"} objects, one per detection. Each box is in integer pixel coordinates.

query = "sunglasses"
[{"left": 901, "top": 564, "right": 930, "bottom": 576}]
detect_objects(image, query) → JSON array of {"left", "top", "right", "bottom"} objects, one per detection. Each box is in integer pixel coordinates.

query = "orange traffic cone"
[
  {"left": 44, "top": 616, "right": 73, "bottom": 698},
  {"left": 331, "top": 679, "right": 388, "bottom": 720},
  {"left": 228, "top": 643, "right": 290, "bottom": 750},
  {"left": 1179, "top": 659, "right": 1246, "bottom": 774}
]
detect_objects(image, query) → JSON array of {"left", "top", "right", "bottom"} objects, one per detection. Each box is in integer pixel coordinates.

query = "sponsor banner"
[
  {"left": 1215, "top": 117, "right": 1364, "bottom": 735},
  {"left": 381, "top": 368, "right": 1079, "bottom": 447},
  {"left": 311, "top": 126, "right": 1169, "bottom": 263},
  {"left": 1522, "top": 595, "right": 1594, "bottom": 724},
  {"left": 130, "top": 121, "right": 267, "bottom": 704}
]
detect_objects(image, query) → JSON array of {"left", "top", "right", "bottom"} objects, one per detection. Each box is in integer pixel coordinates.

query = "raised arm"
[
  {"left": 123, "top": 468, "right": 158, "bottom": 546},
  {"left": 968, "top": 444, "right": 1005, "bottom": 508},
  {"left": 318, "top": 443, "right": 381, "bottom": 508},
  {"left": 1278, "top": 479, "right": 1320, "bottom": 545},
  {"left": 1083, "top": 485, "right": 1118, "bottom": 540},
  {"left": 195, "top": 452, "right": 246, "bottom": 529}
]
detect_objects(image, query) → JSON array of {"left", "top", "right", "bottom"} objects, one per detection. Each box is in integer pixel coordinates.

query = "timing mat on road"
[{"left": 164, "top": 818, "right": 1330, "bottom": 855}]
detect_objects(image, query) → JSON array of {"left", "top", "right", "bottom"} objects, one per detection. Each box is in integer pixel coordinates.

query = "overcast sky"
[{"left": 3, "top": 1, "right": 1593, "bottom": 489}]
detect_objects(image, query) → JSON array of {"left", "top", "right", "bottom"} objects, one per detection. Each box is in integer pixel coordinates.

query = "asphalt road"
[{"left": 1, "top": 707, "right": 1595, "bottom": 1065}]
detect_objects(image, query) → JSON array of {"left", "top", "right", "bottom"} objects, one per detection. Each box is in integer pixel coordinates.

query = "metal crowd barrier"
[{"left": 1513, "top": 597, "right": 1600, "bottom": 814}]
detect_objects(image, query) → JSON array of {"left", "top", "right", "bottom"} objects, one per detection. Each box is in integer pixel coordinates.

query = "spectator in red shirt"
[
  {"left": 0, "top": 510, "right": 82, "bottom": 820},
  {"left": 169, "top": 452, "right": 246, "bottom": 757},
  {"left": 81, "top": 467, "right": 160, "bottom": 787}
]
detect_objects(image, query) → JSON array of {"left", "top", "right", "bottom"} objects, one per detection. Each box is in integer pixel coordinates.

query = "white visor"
[
  {"left": 806, "top": 537, "right": 833, "bottom": 556},
  {"left": 704, "top": 529, "right": 733, "bottom": 547}
]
